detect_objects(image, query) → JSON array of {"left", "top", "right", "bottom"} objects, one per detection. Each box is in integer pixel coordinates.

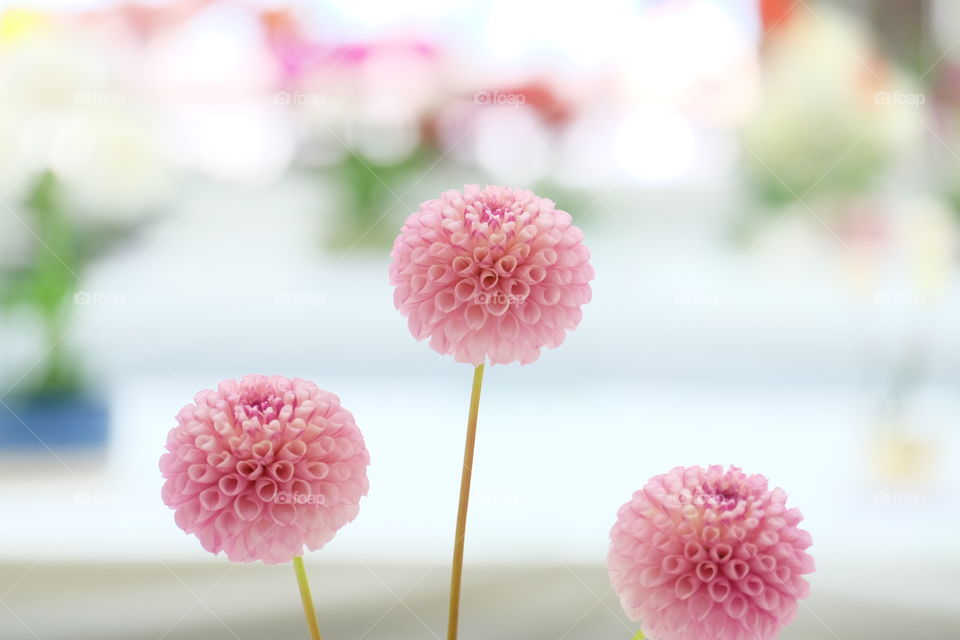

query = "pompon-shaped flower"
[
  {"left": 608, "top": 466, "right": 814, "bottom": 640},
  {"left": 389, "top": 184, "right": 594, "bottom": 365},
  {"left": 159, "top": 375, "right": 370, "bottom": 564}
]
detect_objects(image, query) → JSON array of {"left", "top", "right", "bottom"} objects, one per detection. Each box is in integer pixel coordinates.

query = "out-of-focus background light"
[{"left": 1, "top": 0, "right": 960, "bottom": 638}]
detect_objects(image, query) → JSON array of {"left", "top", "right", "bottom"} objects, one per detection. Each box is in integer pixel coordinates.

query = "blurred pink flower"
[
  {"left": 160, "top": 375, "right": 369, "bottom": 564},
  {"left": 608, "top": 465, "right": 814, "bottom": 640},
  {"left": 389, "top": 185, "right": 593, "bottom": 365}
]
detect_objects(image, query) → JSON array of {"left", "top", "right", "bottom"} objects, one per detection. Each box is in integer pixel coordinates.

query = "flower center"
[
  {"left": 237, "top": 392, "right": 280, "bottom": 420},
  {"left": 694, "top": 482, "right": 744, "bottom": 511},
  {"left": 479, "top": 203, "right": 507, "bottom": 226}
]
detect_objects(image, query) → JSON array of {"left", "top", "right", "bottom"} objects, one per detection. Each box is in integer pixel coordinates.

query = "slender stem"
[
  {"left": 292, "top": 556, "right": 323, "bottom": 640},
  {"left": 447, "top": 363, "right": 486, "bottom": 640}
]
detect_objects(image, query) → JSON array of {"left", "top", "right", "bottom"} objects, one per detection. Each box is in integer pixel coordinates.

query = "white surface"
[{"left": 1, "top": 373, "right": 958, "bottom": 615}]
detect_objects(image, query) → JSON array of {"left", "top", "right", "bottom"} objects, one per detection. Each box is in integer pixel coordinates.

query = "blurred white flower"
[
  {"left": 555, "top": 106, "right": 622, "bottom": 188},
  {"left": 473, "top": 105, "right": 552, "bottom": 185},
  {"left": 0, "top": 18, "right": 171, "bottom": 222},
  {"left": 615, "top": 106, "right": 697, "bottom": 183},
  {"left": 0, "top": 26, "right": 99, "bottom": 200},
  {"left": 140, "top": 4, "right": 293, "bottom": 184},
  {"left": 49, "top": 109, "right": 170, "bottom": 223},
  {"left": 142, "top": 3, "right": 277, "bottom": 96},
  {"left": 743, "top": 7, "right": 923, "bottom": 203},
  {"left": 620, "top": 0, "right": 760, "bottom": 126},
  {"left": 0, "top": 30, "right": 104, "bottom": 114},
  {"left": 165, "top": 100, "right": 295, "bottom": 184}
]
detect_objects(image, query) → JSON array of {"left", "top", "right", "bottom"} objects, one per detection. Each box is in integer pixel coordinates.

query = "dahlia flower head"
[
  {"left": 608, "top": 466, "right": 814, "bottom": 640},
  {"left": 389, "top": 185, "right": 593, "bottom": 365},
  {"left": 160, "top": 375, "right": 369, "bottom": 564}
]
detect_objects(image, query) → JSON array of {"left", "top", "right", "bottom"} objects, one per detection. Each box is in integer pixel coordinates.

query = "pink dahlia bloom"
[
  {"left": 160, "top": 375, "right": 369, "bottom": 564},
  {"left": 389, "top": 185, "right": 593, "bottom": 365},
  {"left": 608, "top": 466, "right": 814, "bottom": 640}
]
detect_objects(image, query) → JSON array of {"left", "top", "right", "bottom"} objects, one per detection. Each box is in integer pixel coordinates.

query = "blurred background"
[{"left": 0, "top": 0, "right": 959, "bottom": 638}]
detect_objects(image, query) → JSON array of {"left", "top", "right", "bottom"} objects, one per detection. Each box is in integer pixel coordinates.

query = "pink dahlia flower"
[
  {"left": 160, "top": 375, "right": 369, "bottom": 564},
  {"left": 608, "top": 466, "right": 814, "bottom": 640},
  {"left": 389, "top": 185, "right": 593, "bottom": 365}
]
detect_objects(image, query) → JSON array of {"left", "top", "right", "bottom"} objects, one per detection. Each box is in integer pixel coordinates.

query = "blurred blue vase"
[{"left": 0, "top": 395, "right": 109, "bottom": 450}]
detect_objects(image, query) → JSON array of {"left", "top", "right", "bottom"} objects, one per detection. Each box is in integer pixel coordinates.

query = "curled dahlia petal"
[
  {"left": 608, "top": 465, "right": 814, "bottom": 640},
  {"left": 389, "top": 184, "right": 594, "bottom": 365},
  {"left": 159, "top": 375, "right": 370, "bottom": 564}
]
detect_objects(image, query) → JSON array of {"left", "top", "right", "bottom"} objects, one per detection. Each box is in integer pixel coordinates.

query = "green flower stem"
[
  {"left": 292, "top": 556, "right": 323, "bottom": 640},
  {"left": 447, "top": 363, "right": 486, "bottom": 640}
]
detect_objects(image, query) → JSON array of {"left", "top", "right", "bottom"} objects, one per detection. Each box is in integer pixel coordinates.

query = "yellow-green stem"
[
  {"left": 447, "top": 363, "right": 486, "bottom": 640},
  {"left": 293, "top": 556, "right": 323, "bottom": 640}
]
